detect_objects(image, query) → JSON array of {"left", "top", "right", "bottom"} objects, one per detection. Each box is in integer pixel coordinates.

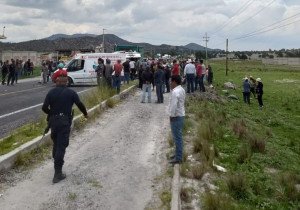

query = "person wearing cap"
[
  {"left": 52, "top": 63, "right": 67, "bottom": 82},
  {"left": 256, "top": 78, "right": 264, "bottom": 109},
  {"left": 243, "top": 77, "right": 251, "bottom": 105},
  {"left": 42, "top": 66, "right": 88, "bottom": 183}
]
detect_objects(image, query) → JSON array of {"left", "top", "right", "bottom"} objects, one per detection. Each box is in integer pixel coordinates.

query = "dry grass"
[
  {"left": 232, "top": 119, "right": 247, "bottom": 139},
  {"left": 180, "top": 187, "right": 192, "bottom": 203},
  {"left": 247, "top": 135, "right": 266, "bottom": 153},
  {"left": 226, "top": 173, "right": 248, "bottom": 200},
  {"left": 191, "top": 164, "right": 206, "bottom": 180},
  {"left": 202, "top": 192, "right": 237, "bottom": 210},
  {"left": 237, "top": 144, "right": 252, "bottom": 164}
]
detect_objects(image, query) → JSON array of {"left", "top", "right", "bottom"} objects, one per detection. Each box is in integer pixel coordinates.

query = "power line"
[
  {"left": 231, "top": 12, "right": 300, "bottom": 40},
  {"left": 210, "top": 0, "right": 256, "bottom": 36},
  {"left": 231, "top": 18, "right": 300, "bottom": 41},
  {"left": 224, "top": 0, "right": 277, "bottom": 34}
]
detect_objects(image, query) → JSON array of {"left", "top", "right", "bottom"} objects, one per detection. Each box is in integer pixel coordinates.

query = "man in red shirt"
[
  {"left": 172, "top": 59, "right": 180, "bottom": 76},
  {"left": 113, "top": 59, "right": 123, "bottom": 93}
]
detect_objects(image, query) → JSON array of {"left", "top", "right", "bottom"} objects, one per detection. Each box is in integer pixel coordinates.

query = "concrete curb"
[
  {"left": 0, "top": 85, "right": 137, "bottom": 172},
  {"left": 171, "top": 164, "right": 181, "bottom": 210}
]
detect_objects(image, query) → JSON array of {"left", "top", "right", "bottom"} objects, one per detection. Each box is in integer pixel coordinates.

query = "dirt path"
[{"left": 0, "top": 90, "right": 170, "bottom": 210}]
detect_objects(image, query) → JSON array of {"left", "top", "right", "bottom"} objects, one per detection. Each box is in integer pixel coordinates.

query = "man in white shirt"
[
  {"left": 168, "top": 75, "right": 186, "bottom": 164},
  {"left": 183, "top": 59, "right": 196, "bottom": 93},
  {"left": 129, "top": 59, "right": 136, "bottom": 80}
]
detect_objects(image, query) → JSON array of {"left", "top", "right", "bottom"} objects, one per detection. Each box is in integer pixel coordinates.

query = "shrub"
[
  {"left": 248, "top": 135, "right": 266, "bottom": 153},
  {"left": 232, "top": 119, "right": 247, "bottom": 139},
  {"left": 237, "top": 144, "right": 252, "bottom": 164},
  {"left": 227, "top": 173, "right": 248, "bottom": 200},
  {"left": 202, "top": 192, "right": 237, "bottom": 210},
  {"left": 106, "top": 98, "right": 117, "bottom": 108},
  {"left": 191, "top": 164, "right": 206, "bottom": 180},
  {"left": 180, "top": 187, "right": 192, "bottom": 203}
]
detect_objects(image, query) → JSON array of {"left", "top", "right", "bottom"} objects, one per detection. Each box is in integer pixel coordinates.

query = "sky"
[{"left": 0, "top": 0, "right": 299, "bottom": 51}]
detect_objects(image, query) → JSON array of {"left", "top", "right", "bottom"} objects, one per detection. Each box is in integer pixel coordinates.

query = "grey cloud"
[
  {"left": 104, "top": 0, "right": 134, "bottom": 11},
  {"left": 3, "top": 0, "right": 61, "bottom": 9},
  {"left": 131, "top": 4, "right": 159, "bottom": 23}
]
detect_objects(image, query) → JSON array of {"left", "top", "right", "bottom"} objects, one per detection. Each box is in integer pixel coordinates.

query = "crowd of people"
[
  {"left": 0, "top": 59, "right": 36, "bottom": 85},
  {"left": 93, "top": 57, "right": 213, "bottom": 103}
]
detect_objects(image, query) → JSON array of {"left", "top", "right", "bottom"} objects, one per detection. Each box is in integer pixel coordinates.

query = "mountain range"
[{"left": 0, "top": 33, "right": 217, "bottom": 54}]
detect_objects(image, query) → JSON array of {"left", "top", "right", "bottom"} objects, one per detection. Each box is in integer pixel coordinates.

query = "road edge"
[
  {"left": 0, "top": 85, "right": 137, "bottom": 172},
  {"left": 171, "top": 164, "right": 181, "bottom": 210}
]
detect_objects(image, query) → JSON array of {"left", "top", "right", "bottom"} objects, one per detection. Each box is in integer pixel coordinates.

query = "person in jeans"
[
  {"left": 113, "top": 59, "right": 123, "bottom": 94},
  {"left": 154, "top": 63, "right": 165, "bottom": 103},
  {"left": 183, "top": 59, "right": 196, "bottom": 93},
  {"left": 243, "top": 77, "right": 251, "bottom": 104},
  {"left": 169, "top": 75, "right": 186, "bottom": 164},
  {"left": 122, "top": 59, "right": 130, "bottom": 84},
  {"left": 141, "top": 66, "right": 153, "bottom": 103}
]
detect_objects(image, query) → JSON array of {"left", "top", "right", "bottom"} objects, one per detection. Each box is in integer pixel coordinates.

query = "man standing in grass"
[
  {"left": 42, "top": 65, "right": 88, "bottom": 183},
  {"left": 169, "top": 75, "right": 186, "bottom": 164}
]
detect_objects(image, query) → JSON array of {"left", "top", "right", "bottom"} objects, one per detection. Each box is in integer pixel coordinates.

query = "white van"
[{"left": 63, "top": 53, "right": 126, "bottom": 86}]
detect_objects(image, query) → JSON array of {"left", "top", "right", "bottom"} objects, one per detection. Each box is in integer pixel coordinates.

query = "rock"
[
  {"left": 228, "top": 94, "right": 239, "bottom": 100},
  {"left": 296, "top": 184, "right": 300, "bottom": 193},
  {"left": 224, "top": 82, "right": 236, "bottom": 89},
  {"left": 222, "top": 90, "right": 229, "bottom": 95}
]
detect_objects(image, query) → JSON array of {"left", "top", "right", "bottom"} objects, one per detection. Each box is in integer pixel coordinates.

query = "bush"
[
  {"left": 227, "top": 173, "right": 248, "bottom": 200},
  {"left": 237, "top": 144, "right": 252, "bottom": 164},
  {"left": 248, "top": 135, "right": 266, "bottom": 153},
  {"left": 191, "top": 164, "right": 206, "bottom": 180},
  {"left": 180, "top": 187, "right": 192, "bottom": 203},
  {"left": 202, "top": 192, "right": 237, "bottom": 210},
  {"left": 232, "top": 119, "right": 247, "bottom": 139}
]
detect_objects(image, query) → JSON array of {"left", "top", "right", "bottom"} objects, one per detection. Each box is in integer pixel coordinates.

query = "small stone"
[{"left": 228, "top": 94, "right": 238, "bottom": 100}]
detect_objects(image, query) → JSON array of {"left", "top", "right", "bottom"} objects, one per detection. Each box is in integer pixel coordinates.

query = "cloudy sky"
[{"left": 0, "top": 0, "right": 299, "bottom": 51}]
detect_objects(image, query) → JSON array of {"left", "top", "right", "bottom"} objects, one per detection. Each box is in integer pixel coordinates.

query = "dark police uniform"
[{"left": 42, "top": 85, "right": 87, "bottom": 183}]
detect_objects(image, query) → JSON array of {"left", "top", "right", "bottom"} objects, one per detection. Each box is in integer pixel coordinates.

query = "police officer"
[{"left": 42, "top": 63, "right": 88, "bottom": 183}]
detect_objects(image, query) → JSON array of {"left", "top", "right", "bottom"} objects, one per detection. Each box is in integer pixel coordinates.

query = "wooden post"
[{"left": 226, "top": 39, "right": 228, "bottom": 76}]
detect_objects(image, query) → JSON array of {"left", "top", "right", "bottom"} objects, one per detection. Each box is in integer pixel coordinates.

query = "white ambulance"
[{"left": 64, "top": 53, "right": 126, "bottom": 86}]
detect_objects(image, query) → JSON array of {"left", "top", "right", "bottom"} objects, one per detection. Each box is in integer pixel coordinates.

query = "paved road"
[
  {"left": 0, "top": 77, "right": 93, "bottom": 139},
  {"left": 0, "top": 90, "right": 170, "bottom": 210}
]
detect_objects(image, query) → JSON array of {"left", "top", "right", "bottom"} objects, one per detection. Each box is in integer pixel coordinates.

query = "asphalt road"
[{"left": 0, "top": 77, "right": 93, "bottom": 139}]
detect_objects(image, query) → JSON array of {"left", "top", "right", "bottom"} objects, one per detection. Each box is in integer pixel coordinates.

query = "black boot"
[{"left": 52, "top": 169, "right": 66, "bottom": 184}]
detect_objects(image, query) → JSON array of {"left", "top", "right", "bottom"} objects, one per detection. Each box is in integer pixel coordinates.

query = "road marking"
[
  {"left": 0, "top": 86, "right": 46, "bottom": 97},
  {"left": 0, "top": 88, "right": 93, "bottom": 120}
]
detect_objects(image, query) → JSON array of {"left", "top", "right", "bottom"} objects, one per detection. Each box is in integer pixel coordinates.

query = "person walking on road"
[
  {"left": 7, "top": 59, "right": 16, "bottom": 86},
  {"left": 154, "top": 63, "right": 165, "bottom": 103},
  {"left": 169, "top": 75, "right": 186, "bottom": 164},
  {"left": 141, "top": 66, "right": 153, "bottom": 103},
  {"left": 1, "top": 60, "right": 9, "bottom": 85},
  {"left": 42, "top": 67, "right": 88, "bottom": 183}
]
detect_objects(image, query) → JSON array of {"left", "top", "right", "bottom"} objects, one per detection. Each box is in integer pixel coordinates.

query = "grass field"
[{"left": 183, "top": 60, "right": 300, "bottom": 209}]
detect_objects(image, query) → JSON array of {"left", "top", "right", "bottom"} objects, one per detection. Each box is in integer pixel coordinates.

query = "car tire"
[{"left": 68, "top": 77, "right": 73, "bottom": 87}]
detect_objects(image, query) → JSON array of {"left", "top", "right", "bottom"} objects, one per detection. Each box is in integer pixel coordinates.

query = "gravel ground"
[{"left": 0, "top": 90, "right": 170, "bottom": 210}]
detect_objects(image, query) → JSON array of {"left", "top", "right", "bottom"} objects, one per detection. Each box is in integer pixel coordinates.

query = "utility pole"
[
  {"left": 102, "top": 28, "right": 106, "bottom": 53},
  {"left": 226, "top": 38, "right": 228, "bottom": 76},
  {"left": 203, "top": 32, "right": 209, "bottom": 66}
]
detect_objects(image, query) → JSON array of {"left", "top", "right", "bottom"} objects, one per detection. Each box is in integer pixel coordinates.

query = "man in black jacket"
[
  {"left": 42, "top": 69, "right": 88, "bottom": 183},
  {"left": 1, "top": 60, "right": 9, "bottom": 85},
  {"left": 141, "top": 67, "right": 153, "bottom": 103}
]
